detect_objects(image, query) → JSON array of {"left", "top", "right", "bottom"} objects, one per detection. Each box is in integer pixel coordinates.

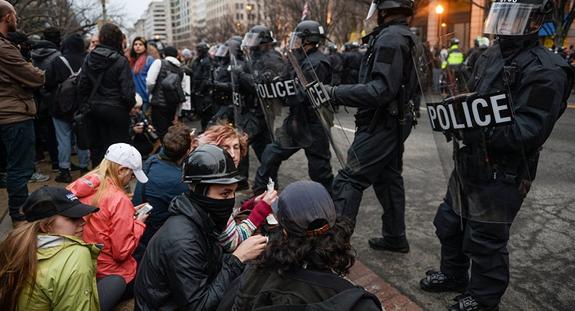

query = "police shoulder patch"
[
  {"left": 377, "top": 47, "right": 395, "bottom": 64},
  {"left": 527, "top": 85, "right": 554, "bottom": 112}
]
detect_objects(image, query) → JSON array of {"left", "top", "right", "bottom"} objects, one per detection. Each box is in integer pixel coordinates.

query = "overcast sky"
[{"left": 110, "top": 0, "right": 151, "bottom": 25}]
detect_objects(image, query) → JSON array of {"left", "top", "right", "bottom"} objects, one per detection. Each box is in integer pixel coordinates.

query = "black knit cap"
[{"left": 22, "top": 186, "right": 99, "bottom": 222}]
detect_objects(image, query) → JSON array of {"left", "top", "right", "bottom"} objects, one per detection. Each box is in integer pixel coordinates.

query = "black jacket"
[
  {"left": 341, "top": 50, "right": 362, "bottom": 84},
  {"left": 77, "top": 44, "right": 135, "bottom": 111},
  {"left": 334, "top": 20, "right": 417, "bottom": 127},
  {"left": 31, "top": 40, "right": 61, "bottom": 116},
  {"left": 218, "top": 266, "right": 382, "bottom": 311},
  {"left": 45, "top": 34, "right": 86, "bottom": 120},
  {"left": 134, "top": 193, "right": 245, "bottom": 311}
]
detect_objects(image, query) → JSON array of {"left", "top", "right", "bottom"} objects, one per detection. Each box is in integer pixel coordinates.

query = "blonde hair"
[
  {"left": 86, "top": 159, "right": 125, "bottom": 206},
  {"left": 0, "top": 217, "right": 57, "bottom": 311}
]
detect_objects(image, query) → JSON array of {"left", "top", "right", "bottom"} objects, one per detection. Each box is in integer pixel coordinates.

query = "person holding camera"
[{"left": 130, "top": 94, "right": 159, "bottom": 159}]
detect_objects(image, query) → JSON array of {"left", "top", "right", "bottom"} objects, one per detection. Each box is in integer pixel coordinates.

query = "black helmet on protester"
[
  {"left": 366, "top": 0, "right": 415, "bottom": 20},
  {"left": 182, "top": 144, "right": 243, "bottom": 185},
  {"left": 484, "top": 0, "right": 552, "bottom": 36},
  {"left": 242, "top": 25, "right": 276, "bottom": 49}
]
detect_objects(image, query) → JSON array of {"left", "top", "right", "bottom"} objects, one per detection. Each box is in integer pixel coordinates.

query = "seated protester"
[
  {"left": 0, "top": 186, "right": 104, "bottom": 311},
  {"left": 197, "top": 122, "right": 276, "bottom": 252},
  {"left": 220, "top": 181, "right": 383, "bottom": 311},
  {"left": 132, "top": 124, "right": 194, "bottom": 260},
  {"left": 67, "top": 143, "right": 150, "bottom": 304},
  {"left": 146, "top": 46, "right": 185, "bottom": 139},
  {"left": 130, "top": 94, "right": 159, "bottom": 159},
  {"left": 134, "top": 144, "right": 268, "bottom": 311}
]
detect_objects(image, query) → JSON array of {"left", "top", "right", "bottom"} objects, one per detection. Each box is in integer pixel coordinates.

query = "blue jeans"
[
  {"left": 0, "top": 120, "right": 35, "bottom": 222},
  {"left": 52, "top": 118, "right": 90, "bottom": 170}
]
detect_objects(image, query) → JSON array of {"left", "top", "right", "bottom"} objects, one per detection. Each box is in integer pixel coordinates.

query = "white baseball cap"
[{"left": 104, "top": 143, "right": 148, "bottom": 183}]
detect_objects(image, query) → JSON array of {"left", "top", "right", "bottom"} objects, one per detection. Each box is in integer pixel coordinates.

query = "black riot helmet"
[
  {"left": 289, "top": 20, "right": 327, "bottom": 50},
  {"left": 242, "top": 25, "right": 276, "bottom": 49},
  {"left": 327, "top": 43, "right": 338, "bottom": 54},
  {"left": 366, "top": 0, "right": 415, "bottom": 20},
  {"left": 450, "top": 37, "right": 460, "bottom": 46},
  {"left": 196, "top": 42, "right": 210, "bottom": 56},
  {"left": 484, "top": 0, "right": 552, "bottom": 36},
  {"left": 182, "top": 144, "right": 243, "bottom": 185}
]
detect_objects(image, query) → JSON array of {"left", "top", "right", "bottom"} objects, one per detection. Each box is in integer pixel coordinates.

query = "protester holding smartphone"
[{"left": 67, "top": 143, "right": 149, "bottom": 307}]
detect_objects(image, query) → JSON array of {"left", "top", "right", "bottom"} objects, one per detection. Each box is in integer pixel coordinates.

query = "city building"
[{"left": 143, "top": 0, "right": 172, "bottom": 45}]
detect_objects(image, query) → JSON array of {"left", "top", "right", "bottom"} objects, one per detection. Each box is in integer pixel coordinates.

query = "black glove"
[{"left": 322, "top": 84, "right": 337, "bottom": 104}]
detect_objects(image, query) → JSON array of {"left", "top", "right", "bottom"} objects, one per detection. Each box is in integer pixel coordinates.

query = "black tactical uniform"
[
  {"left": 252, "top": 21, "right": 334, "bottom": 195},
  {"left": 328, "top": 1, "right": 418, "bottom": 252},
  {"left": 327, "top": 44, "right": 343, "bottom": 86},
  {"left": 190, "top": 43, "right": 214, "bottom": 130},
  {"left": 341, "top": 43, "right": 362, "bottom": 84},
  {"left": 420, "top": 1, "right": 574, "bottom": 310}
]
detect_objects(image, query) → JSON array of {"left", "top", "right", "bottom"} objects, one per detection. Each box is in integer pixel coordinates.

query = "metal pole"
[{"left": 102, "top": 0, "right": 107, "bottom": 22}]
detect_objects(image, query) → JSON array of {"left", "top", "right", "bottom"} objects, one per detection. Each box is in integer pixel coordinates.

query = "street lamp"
[{"left": 435, "top": 4, "right": 445, "bottom": 47}]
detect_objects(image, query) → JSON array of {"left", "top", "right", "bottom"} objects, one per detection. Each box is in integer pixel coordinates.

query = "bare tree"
[{"left": 552, "top": 0, "right": 575, "bottom": 48}]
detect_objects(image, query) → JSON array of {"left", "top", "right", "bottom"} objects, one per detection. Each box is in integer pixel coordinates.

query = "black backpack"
[
  {"left": 160, "top": 60, "right": 186, "bottom": 105},
  {"left": 56, "top": 56, "right": 81, "bottom": 114}
]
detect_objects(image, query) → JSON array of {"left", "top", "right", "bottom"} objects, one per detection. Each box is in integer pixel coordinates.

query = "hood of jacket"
[
  {"left": 164, "top": 56, "right": 181, "bottom": 67},
  {"left": 37, "top": 234, "right": 101, "bottom": 261},
  {"left": 87, "top": 44, "right": 122, "bottom": 73},
  {"left": 67, "top": 175, "right": 101, "bottom": 200},
  {"left": 61, "top": 33, "right": 86, "bottom": 56},
  {"left": 31, "top": 40, "right": 59, "bottom": 62}
]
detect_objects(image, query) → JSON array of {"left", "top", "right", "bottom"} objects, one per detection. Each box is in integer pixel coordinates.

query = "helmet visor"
[
  {"left": 484, "top": 2, "right": 544, "bottom": 36},
  {"left": 366, "top": 1, "right": 378, "bottom": 21},
  {"left": 288, "top": 32, "right": 304, "bottom": 51},
  {"left": 241, "top": 32, "right": 262, "bottom": 49},
  {"left": 215, "top": 45, "right": 229, "bottom": 58}
]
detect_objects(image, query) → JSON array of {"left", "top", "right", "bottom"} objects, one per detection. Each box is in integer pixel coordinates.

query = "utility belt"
[{"left": 457, "top": 148, "right": 540, "bottom": 184}]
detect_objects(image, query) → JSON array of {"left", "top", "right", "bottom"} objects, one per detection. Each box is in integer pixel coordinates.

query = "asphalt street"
[{"left": 259, "top": 104, "right": 575, "bottom": 311}]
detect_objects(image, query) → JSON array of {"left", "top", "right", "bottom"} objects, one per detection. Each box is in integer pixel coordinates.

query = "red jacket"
[{"left": 68, "top": 175, "right": 145, "bottom": 283}]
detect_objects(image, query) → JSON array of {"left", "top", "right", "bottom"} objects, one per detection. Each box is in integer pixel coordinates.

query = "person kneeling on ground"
[
  {"left": 134, "top": 144, "right": 268, "bottom": 311},
  {"left": 67, "top": 143, "right": 150, "bottom": 308},
  {"left": 218, "top": 181, "right": 383, "bottom": 311},
  {"left": 0, "top": 186, "right": 116, "bottom": 311}
]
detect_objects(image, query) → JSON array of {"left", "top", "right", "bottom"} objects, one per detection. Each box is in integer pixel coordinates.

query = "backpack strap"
[{"left": 59, "top": 56, "right": 80, "bottom": 76}]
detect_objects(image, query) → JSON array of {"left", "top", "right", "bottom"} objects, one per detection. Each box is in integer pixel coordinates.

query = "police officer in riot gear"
[
  {"left": 326, "top": 43, "right": 343, "bottom": 86},
  {"left": 325, "top": 0, "right": 418, "bottom": 253},
  {"left": 341, "top": 42, "right": 362, "bottom": 84},
  {"left": 234, "top": 25, "right": 279, "bottom": 188},
  {"left": 252, "top": 20, "right": 334, "bottom": 195},
  {"left": 210, "top": 37, "right": 244, "bottom": 124},
  {"left": 420, "top": 1, "right": 573, "bottom": 310},
  {"left": 190, "top": 42, "right": 214, "bottom": 130}
]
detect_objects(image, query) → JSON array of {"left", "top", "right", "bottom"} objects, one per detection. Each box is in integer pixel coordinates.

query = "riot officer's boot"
[
  {"left": 420, "top": 270, "right": 468, "bottom": 293},
  {"left": 448, "top": 294, "right": 499, "bottom": 311},
  {"left": 368, "top": 236, "right": 410, "bottom": 253}
]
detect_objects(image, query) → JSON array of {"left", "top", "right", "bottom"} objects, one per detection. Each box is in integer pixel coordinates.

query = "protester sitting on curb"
[
  {"left": 0, "top": 187, "right": 103, "bottom": 311},
  {"left": 197, "top": 123, "right": 276, "bottom": 252},
  {"left": 132, "top": 124, "right": 194, "bottom": 261},
  {"left": 218, "top": 181, "right": 383, "bottom": 311},
  {"left": 134, "top": 144, "right": 267, "bottom": 311},
  {"left": 68, "top": 143, "right": 149, "bottom": 305}
]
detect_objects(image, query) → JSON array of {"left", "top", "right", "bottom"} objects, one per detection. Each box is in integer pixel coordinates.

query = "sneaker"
[
  {"left": 55, "top": 169, "right": 73, "bottom": 183},
  {"left": 29, "top": 172, "right": 50, "bottom": 183},
  {"left": 368, "top": 236, "right": 410, "bottom": 253},
  {"left": 420, "top": 270, "right": 468, "bottom": 293},
  {"left": 448, "top": 294, "right": 498, "bottom": 311}
]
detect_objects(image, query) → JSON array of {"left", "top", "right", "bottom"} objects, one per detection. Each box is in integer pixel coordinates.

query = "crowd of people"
[{"left": 1, "top": 0, "right": 573, "bottom": 310}]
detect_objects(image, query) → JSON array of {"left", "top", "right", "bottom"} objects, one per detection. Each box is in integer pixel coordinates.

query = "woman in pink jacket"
[{"left": 68, "top": 143, "right": 149, "bottom": 305}]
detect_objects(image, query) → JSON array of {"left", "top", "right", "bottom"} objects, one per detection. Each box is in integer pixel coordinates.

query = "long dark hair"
[
  {"left": 98, "top": 23, "right": 124, "bottom": 51},
  {"left": 257, "top": 218, "right": 356, "bottom": 276},
  {"left": 0, "top": 217, "right": 57, "bottom": 311}
]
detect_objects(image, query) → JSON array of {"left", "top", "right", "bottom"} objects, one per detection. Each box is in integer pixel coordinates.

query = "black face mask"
[{"left": 188, "top": 192, "right": 235, "bottom": 232}]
